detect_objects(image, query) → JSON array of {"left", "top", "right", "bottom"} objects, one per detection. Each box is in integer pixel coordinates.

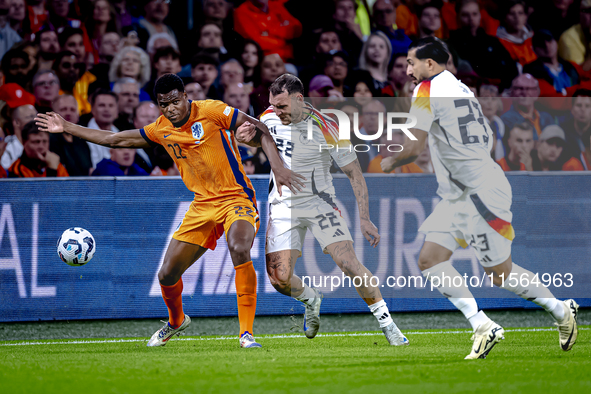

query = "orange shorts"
[{"left": 173, "top": 196, "right": 259, "bottom": 250}]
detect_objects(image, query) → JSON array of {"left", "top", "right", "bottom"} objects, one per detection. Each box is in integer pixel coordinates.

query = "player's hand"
[
  {"left": 236, "top": 121, "right": 257, "bottom": 143},
  {"left": 38, "top": 150, "right": 60, "bottom": 170},
  {"left": 380, "top": 156, "right": 397, "bottom": 173},
  {"left": 35, "top": 112, "right": 66, "bottom": 134},
  {"left": 361, "top": 219, "right": 380, "bottom": 247},
  {"left": 274, "top": 166, "right": 306, "bottom": 196}
]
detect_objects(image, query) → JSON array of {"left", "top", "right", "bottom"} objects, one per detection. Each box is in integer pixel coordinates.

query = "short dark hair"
[
  {"left": 90, "top": 88, "right": 118, "bottom": 106},
  {"left": 1, "top": 49, "right": 30, "bottom": 74},
  {"left": 58, "top": 27, "right": 84, "bottom": 48},
  {"left": 455, "top": 0, "right": 480, "bottom": 14},
  {"left": 154, "top": 73, "right": 185, "bottom": 97},
  {"left": 417, "top": 0, "right": 443, "bottom": 17},
  {"left": 572, "top": 89, "right": 591, "bottom": 104},
  {"left": 191, "top": 52, "right": 220, "bottom": 68},
  {"left": 499, "top": 0, "right": 527, "bottom": 24},
  {"left": 269, "top": 74, "right": 304, "bottom": 96},
  {"left": 408, "top": 37, "right": 450, "bottom": 65},
  {"left": 509, "top": 122, "right": 534, "bottom": 138},
  {"left": 21, "top": 121, "right": 45, "bottom": 143},
  {"left": 154, "top": 46, "right": 180, "bottom": 64}
]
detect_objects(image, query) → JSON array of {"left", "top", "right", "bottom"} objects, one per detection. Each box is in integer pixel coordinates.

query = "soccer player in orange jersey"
[{"left": 35, "top": 74, "right": 304, "bottom": 348}]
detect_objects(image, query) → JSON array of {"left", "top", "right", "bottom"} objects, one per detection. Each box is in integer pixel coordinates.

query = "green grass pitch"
[{"left": 1, "top": 325, "right": 590, "bottom": 394}]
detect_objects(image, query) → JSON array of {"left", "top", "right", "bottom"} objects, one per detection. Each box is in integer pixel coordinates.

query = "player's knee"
[
  {"left": 158, "top": 264, "right": 181, "bottom": 286},
  {"left": 418, "top": 254, "right": 437, "bottom": 271},
  {"left": 228, "top": 242, "right": 250, "bottom": 261}
]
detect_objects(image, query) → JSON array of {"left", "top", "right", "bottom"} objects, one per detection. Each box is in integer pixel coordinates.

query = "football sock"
[
  {"left": 294, "top": 283, "right": 317, "bottom": 305},
  {"left": 160, "top": 278, "right": 184, "bottom": 329},
  {"left": 368, "top": 299, "right": 393, "bottom": 328},
  {"left": 235, "top": 261, "right": 257, "bottom": 336},
  {"left": 422, "top": 260, "right": 483, "bottom": 328},
  {"left": 500, "top": 263, "right": 565, "bottom": 322}
]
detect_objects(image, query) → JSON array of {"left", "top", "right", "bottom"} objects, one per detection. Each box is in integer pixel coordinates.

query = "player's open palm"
[
  {"left": 361, "top": 219, "right": 380, "bottom": 247},
  {"left": 274, "top": 166, "right": 306, "bottom": 196},
  {"left": 35, "top": 112, "right": 66, "bottom": 134}
]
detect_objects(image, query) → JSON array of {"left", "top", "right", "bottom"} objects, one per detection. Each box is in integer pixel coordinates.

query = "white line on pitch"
[{"left": 1, "top": 327, "right": 588, "bottom": 347}]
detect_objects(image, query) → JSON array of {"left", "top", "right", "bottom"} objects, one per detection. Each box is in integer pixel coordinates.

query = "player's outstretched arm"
[
  {"left": 381, "top": 128, "right": 428, "bottom": 173},
  {"left": 35, "top": 112, "right": 151, "bottom": 149},
  {"left": 341, "top": 159, "right": 380, "bottom": 247},
  {"left": 233, "top": 111, "right": 305, "bottom": 195}
]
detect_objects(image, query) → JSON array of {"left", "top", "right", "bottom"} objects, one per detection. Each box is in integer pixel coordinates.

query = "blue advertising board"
[{"left": 0, "top": 174, "right": 589, "bottom": 322}]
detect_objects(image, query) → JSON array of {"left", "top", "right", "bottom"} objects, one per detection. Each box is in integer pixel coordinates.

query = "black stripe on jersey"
[
  {"left": 469, "top": 194, "right": 497, "bottom": 223},
  {"left": 435, "top": 119, "right": 451, "bottom": 146},
  {"left": 311, "top": 169, "right": 338, "bottom": 210},
  {"left": 269, "top": 177, "right": 275, "bottom": 194},
  {"left": 441, "top": 162, "right": 467, "bottom": 191}
]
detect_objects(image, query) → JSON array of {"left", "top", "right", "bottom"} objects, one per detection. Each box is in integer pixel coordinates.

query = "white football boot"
[
  {"left": 303, "top": 289, "right": 323, "bottom": 339},
  {"left": 240, "top": 332, "right": 262, "bottom": 348},
  {"left": 465, "top": 320, "right": 504, "bottom": 359},
  {"left": 147, "top": 315, "right": 191, "bottom": 347},
  {"left": 382, "top": 321, "right": 410, "bottom": 346},
  {"left": 555, "top": 299, "right": 579, "bottom": 351}
]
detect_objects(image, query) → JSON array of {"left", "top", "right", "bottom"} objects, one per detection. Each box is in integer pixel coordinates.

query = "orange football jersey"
[{"left": 141, "top": 100, "right": 256, "bottom": 205}]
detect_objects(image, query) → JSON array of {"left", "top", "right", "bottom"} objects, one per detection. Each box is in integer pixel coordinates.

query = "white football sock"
[
  {"left": 422, "top": 260, "right": 485, "bottom": 330},
  {"left": 368, "top": 299, "right": 394, "bottom": 328},
  {"left": 500, "top": 263, "right": 565, "bottom": 322},
  {"left": 294, "top": 284, "right": 317, "bottom": 305}
]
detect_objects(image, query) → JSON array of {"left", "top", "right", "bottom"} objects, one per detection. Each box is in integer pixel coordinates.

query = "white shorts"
[
  {"left": 265, "top": 197, "right": 353, "bottom": 255},
  {"left": 419, "top": 184, "right": 514, "bottom": 267}
]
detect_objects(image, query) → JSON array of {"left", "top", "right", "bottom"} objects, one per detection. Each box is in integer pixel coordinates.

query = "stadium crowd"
[{"left": 0, "top": 0, "right": 590, "bottom": 178}]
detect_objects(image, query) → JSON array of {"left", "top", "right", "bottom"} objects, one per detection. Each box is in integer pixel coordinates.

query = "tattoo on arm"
[{"left": 342, "top": 160, "right": 370, "bottom": 221}]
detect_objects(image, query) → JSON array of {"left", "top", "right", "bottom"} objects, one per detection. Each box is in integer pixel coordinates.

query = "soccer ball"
[{"left": 57, "top": 227, "right": 96, "bottom": 266}]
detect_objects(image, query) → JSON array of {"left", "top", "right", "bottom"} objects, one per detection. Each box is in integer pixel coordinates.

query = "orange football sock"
[
  {"left": 235, "top": 261, "right": 257, "bottom": 336},
  {"left": 160, "top": 278, "right": 184, "bottom": 329}
]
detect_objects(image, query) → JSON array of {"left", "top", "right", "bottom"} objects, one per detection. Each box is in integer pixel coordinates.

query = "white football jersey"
[
  {"left": 261, "top": 104, "right": 357, "bottom": 207},
  {"left": 410, "top": 70, "right": 506, "bottom": 200}
]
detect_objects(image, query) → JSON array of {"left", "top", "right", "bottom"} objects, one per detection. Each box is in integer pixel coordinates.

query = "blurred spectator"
[
  {"left": 46, "top": 0, "right": 93, "bottom": 56},
  {"left": 496, "top": 0, "right": 537, "bottom": 66},
  {"left": 197, "top": 22, "right": 228, "bottom": 59},
  {"left": 316, "top": 29, "right": 343, "bottom": 54},
  {"left": 92, "top": 147, "right": 148, "bottom": 176},
  {"left": 350, "top": 69, "right": 380, "bottom": 108},
  {"left": 532, "top": 125, "right": 584, "bottom": 170},
  {"left": 8, "top": 121, "right": 69, "bottom": 178},
  {"left": 383, "top": 52, "right": 410, "bottom": 97},
  {"left": 52, "top": 50, "right": 95, "bottom": 115},
  {"left": 201, "top": 0, "right": 244, "bottom": 59},
  {"left": 308, "top": 74, "right": 343, "bottom": 107},
  {"left": 0, "top": 49, "right": 30, "bottom": 88},
  {"left": 324, "top": 50, "right": 350, "bottom": 96},
  {"left": 110, "top": 0, "right": 134, "bottom": 31},
  {"left": 331, "top": 0, "right": 363, "bottom": 63},
  {"left": 85, "top": 0, "right": 120, "bottom": 63},
  {"left": 32, "top": 69, "right": 60, "bottom": 113},
  {"left": 146, "top": 32, "right": 178, "bottom": 61},
  {"left": 359, "top": 31, "right": 392, "bottom": 90},
  {"left": 139, "top": 0, "right": 178, "bottom": 50},
  {"left": 497, "top": 121, "right": 535, "bottom": 171},
  {"left": 87, "top": 31, "right": 121, "bottom": 92},
  {"left": 529, "top": 0, "right": 579, "bottom": 41},
  {"left": 479, "top": 84, "right": 505, "bottom": 161},
  {"left": 0, "top": 0, "right": 21, "bottom": 59},
  {"left": 50, "top": 94, "right": 92, "bottom": 176},
  {"left": 8, "top": 0, "right": 29, "bottom": 38},
  {"left": 240, "top": 40, "right": 263, "bottom": 87},
  {"left": 397, "top": 0, "right": 446, "bottom": 39},
  {"left": 144, "top": 46, "right": 181, "bottom": 98},
  {"left": 501, "top": 74, "right": 555, "bottom": 140},
  {"left": 0, "top": 125, "right": 7, "bottom": 177},
  {"left": 560, "top": 91, "right": 591, "bottom": 169},
  {"left": 224, "top": 82, "right": 254, "bottom": 116},
  {"left": 185, "top": 82, "right": 206, "bottom": 101},
  {"left": 439, "top": 0, "right": 500, "bottom": 37},
  {"left": 414, "top": 1, "right": 442, "bottom": 40},
  {"left": 35, "top": 28, "right": 60, "bottom": 71},
  {"left": 250, "top": 53, "right": 286, "bottom": 115},
  {"left": 109, "top": 46, "right": 151, "bottom": 89},
  {"left": 559, "top": 0, "right": 591, "bottom": 66},
  {"left": 524, "top": 29, "right": 591, "bottom": 102},
  {"left": 58, "top": 27, "right": 87, "bottom": 65},
  {"left": 133, "top": 101, "right": 160, "bottom": 129},
  {"left": 17, "top": 40, "right": 38, "bottom": 76},
  {"left": 448, "top": 0, "right": 518, "bottom": 90},
  {"left": 26, "top": 0, "right": 48, "bottom": 34},
  {"left": 191, "top": 52, "right": 222, "bottom": 100},
  {"left": 0, "top": 102, "right": 35, "bottom": 169},
  {"left": 112, "top": 78, "right": 140, "bottom": 131},
  {"left": 372, "top": 0, "right": 411, "bottom": 54},
  {"left": 357, "top": 99, "right": 387, "bottom": 166},
  {"left": 87, "top": 89, "right": 119, "bottom": 169},
  {"left": 234, "top": 0, "right": 302, "bottom": 62},
  {"left": 220, "top": 59, "right": 245, "bottom": 91}
]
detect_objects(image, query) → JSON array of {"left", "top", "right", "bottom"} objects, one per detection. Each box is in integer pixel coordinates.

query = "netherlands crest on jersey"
[{"left": 191, "top": 122, "right": 204, "bottom": 141}]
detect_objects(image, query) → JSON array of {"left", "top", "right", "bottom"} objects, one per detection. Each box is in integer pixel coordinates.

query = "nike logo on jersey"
[{"left": 164, "top": 134, "right": 172, "bottom": 138}]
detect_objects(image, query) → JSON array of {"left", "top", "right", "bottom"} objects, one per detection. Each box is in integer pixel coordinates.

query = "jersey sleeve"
[
  {"left": 201, "top": 100, "right": 238, "bottom": 130},
  {"left": 140, "top": 120, "right": 161, "bottom": 147},
  {"left": 409, "top": 80, "right": 436, "bottom": 133},
  {"left": 330, "top": 143, "right": 357, "bottom": 168}
]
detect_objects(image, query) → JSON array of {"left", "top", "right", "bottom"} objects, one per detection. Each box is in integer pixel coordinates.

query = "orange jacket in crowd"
[
  {"left": 8, "top": 158, "right": 69, "bottom": 178},
  {"left": 234, "top": 0, "right": 302, "bottom": 62}
]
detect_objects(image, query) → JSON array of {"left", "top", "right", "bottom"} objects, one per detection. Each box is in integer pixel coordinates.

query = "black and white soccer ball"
[{"left": 57, "top": 227, "right": 96, "bottom": 266}]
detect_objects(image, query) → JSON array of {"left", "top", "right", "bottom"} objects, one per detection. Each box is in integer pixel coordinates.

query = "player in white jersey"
[
  {"left": 237, "top": 74, "right": 409, "bottom": 346},
  {"left": 380, "top": 37, "right": 578, "bottom": 359}
]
